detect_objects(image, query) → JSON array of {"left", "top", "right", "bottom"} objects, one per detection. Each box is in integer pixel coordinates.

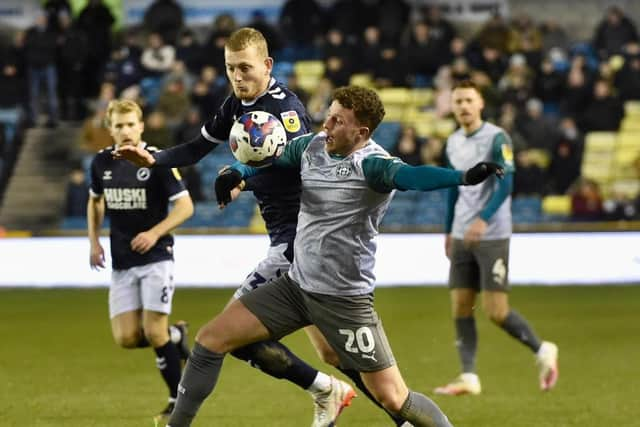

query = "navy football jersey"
[
  {"left": 155, "top": 77, "right": 312, "bottom": 247},
  {"left": 89, "top": 144, "right": 189, "bottom": 270}
]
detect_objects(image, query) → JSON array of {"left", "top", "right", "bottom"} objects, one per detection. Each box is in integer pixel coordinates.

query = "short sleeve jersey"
[
  {"left": 276, "top": 133, "right": 395, "bottom": 296},
  {"left": 89, "top": 144, "right": 189, "bottom": 269},
  {"left": 445, "top": 122, "right": 515, "bottom": 239},
  {"left": 202, "top": 77, "right": 312, "bottom": 246}
]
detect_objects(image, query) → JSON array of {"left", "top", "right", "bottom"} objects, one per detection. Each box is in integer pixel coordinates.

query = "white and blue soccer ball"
[{"left": 229, "top": 111, "right": 288, "bottom": 168}]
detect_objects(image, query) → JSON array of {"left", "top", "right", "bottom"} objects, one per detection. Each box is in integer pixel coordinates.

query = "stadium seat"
[
  {"left": 542, "top": 195, "right": 571, "bottom": 217},
  {"left": 585, "top": 131, "right": 617, "bottom": 151},
  {"left": 620, "top": 117, "right": 640, "bottom": 132},
  {"left": 409, "top": 88, "right": 434, "bottom": 108},
  {"left": 377, "top": 87, "right": 411, "bottom": 106},
  {"left": 624, "top": 100, "right": 640, "bottom": 117},
  {"left": 609, "top": 179, "right": 640, "bottom": 198},
  {"left": 349, "top": 73, "right": 374, "bottom": 88},
  {"left": 617, "top": 131, "right": 640, "bottom": 148},
  {"left": 293, "top": 60, "right": 324, "bottom": 78}
]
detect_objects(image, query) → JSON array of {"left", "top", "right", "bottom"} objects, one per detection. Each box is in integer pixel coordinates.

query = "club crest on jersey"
[
  {"left": 280, "top": 111, "right": 300, "bottom": 133},
  {"left": 136, "top": 168, "right": 151, "bottom": 181},
  {"left": 335, "top": 163, "right": 352, "bottom": 178}
]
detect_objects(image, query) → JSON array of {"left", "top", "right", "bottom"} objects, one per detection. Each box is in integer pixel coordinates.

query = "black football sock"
[
  {"left": 154, "top": 341, "right": 182, "bottom": 398},
  {"left": 231, "top": 340, "right": 317, "bottom": 389}
]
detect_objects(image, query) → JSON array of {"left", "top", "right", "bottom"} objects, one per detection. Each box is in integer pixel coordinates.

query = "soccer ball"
[{"left": 229, "top": 111, "right": 288, "bottom": 168}]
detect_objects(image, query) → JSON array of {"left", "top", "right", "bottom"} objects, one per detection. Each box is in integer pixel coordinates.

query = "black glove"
[
  {"left": 215, "top": 168, "right": 242, "bottom": 206},
  {"left": 463, "top": 162, "right": 504, "bottom": 185}
]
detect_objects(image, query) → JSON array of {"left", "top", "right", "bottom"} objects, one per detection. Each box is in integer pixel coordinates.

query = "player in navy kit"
[
  {"left": 87, "top": 99, "right": 194, "bottom": 421},
  {"left": 114, "top": 28, "right": 371, "bottom": 426}
]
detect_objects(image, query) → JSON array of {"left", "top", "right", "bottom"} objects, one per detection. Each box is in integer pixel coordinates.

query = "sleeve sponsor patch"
[
  {"left": 501, "top": 143, "right": 513, "bottom": 165},
  {"left": 280, "top": 110, "right": 301, "bottom": 133}
]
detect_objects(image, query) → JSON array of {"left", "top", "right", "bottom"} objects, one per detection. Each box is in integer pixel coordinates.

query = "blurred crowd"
[{"left": 1, "top": 0, "right": 640, "bottom": 223}]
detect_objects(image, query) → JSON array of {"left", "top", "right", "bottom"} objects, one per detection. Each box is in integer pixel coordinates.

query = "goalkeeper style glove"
[
  {"left": 215, "top": 168, "right": 243, "bottom": 206},
  {"left": 463, "top": 162, "right": 504, "bottom": 185}
]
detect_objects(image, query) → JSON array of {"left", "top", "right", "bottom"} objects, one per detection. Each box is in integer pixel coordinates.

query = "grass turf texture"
[{"left": 1, "top": 285, "right": 638, "bottom": 426}]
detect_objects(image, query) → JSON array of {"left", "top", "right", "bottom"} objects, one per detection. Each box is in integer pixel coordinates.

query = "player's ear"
[{"left": 265, "top": 56, "right": 274, "bottom": 74}]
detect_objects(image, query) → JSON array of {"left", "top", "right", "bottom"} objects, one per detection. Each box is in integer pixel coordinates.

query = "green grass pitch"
[{"left": 2, "top": 285, "right": 639, "bottom": 426}]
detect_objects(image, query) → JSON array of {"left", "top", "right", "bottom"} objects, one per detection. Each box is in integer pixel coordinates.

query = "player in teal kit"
[
  {"left": 166, "top": 86, "right": 503, "bottom": 427},
  {"left": 434, "top": 80, "right": 559, "bottom": 396}
]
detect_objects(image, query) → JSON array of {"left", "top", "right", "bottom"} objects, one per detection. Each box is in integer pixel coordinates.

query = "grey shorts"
[
  {"left": 109, "top": 260, "right": 175, "bottom": 318},
  {"left": 240, "top": 274, "right": 396, "bottom": 372},
  {"left": 448, "top": 238, "right": 510, "bottom": 292}
]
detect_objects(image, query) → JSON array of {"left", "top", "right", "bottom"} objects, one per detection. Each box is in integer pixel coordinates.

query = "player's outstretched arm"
[
  {"left": 363, "top": 157, "right": 504, "bottom": 193},
  {"left": 113, "top": 133, "right": 220, "bottom": 168}
]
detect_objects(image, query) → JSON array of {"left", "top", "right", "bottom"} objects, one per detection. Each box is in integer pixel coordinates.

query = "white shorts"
[
  {"left": 109, "top": 260, "right": 175, "bottom": 318},
  {"left": 233, "top": 242, "right": 291, "bottom": 300}
]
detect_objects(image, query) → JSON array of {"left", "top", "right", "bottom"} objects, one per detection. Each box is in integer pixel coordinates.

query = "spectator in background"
[
  {"left": 0, "top": 31, "right": 27, "bottom": 119},
  {"left": 326, "top": 0, "right": 375, "bottom": 45},
  {"left": 202, "top": 13, "right": 236, "bottom": 74},
  {"left": 513, "top": 150, "right": 545, "bottom": 196},
  {"left": 405, "top": 21, "right": 444, "bottom": 87},
  {"left": 156, "top": 77, "right": 191, "bottom": 130},
  {"left": 279, "top": 0, "right": 325, "bottom": 52},
  {"left": 420, "top": 137, "right": 445, "bottom": 167},
  {"left": 560, "top": 55, "right": 593, "bottom": 118},
  {"left": 391, "top": 126, "right": 424, "bottom": 166},
  {"left": 539, "top": 18, "right": 570, "bottom": 55},
  {"left": 57, "top": 11, "right": 89, "bottom": 121},
  {"left": 189, "top": 66, "right": 227, "bottom": 118},
  {"left": 475, "top": 13, "right": 511, "bottom": 54},
  {"left": 373, "top": 43, "right": 408, "bottom": 87},
  {"left": 423, "top": 4, "right": 456, "bottom": 59},
  {"left": 103, "top": 32, "right": 144, "bottom": 94},
  {"left": 593, "top": 5, "right": 639, "bottom": 59},
  {"left": 498, "top": 53, "right": 534, "bottom": 111},
  {"left": 24, "top": 9, "right": 59, "bottom": 127},
  {"left": 175, "top": 29, "right": 203, "bottom": 77},
  {"left": 247, "top": 10, "right": 283, "bottom": 54},
  {"left": 143, "top": 0, "right": 184, "bottom": 46},
  {"left": 76, "top": 0, "right": 115, "bottom": 97},
  {"left": 614, "top": 43, "right": 640, "bottom": 102},
  {"left": 546, "top": 117, "right": 584, "bottom": 195},
  {"left": 306, "top": 77, "right": 333, "bottom": 127},
  {"left": 517, "top": 98, "right": 557, "bottom": 152},
  {"left": 64, "top": 165, "right": 88, "bottom": 217},
  {"left": 141, "top": 32, "right": 176, "bottom": 78},
  {"left": 357, "top": 25, "right": 382, "bottom": 76},
  {"left": 476, "top": 46, "right": 508, "bottom": 85},
  {"left": 44, "top": 0, "right": 72, "bottom": 34},
  {"left": 173, "top": 107, "right": 202, "bottom": 145},
  {"left": 78, "top": 104, "right": 112, "bottom": 159},
  {"left": 322, "top": 28, "right": 352, "bottom": 87},
  {"left": 377, "top": 0, "right": 411, "bottom": 45},
  {"left": 143, "top": 111, "right": 173, "bottom": 149},
  {"left": 533, "top": 56, "right": 565, "bottom": 115},
  {"left": 508, "top": 13, "right": 543, "bottom": 69},
  {"left": 579, "top": 79, "right": 624, "bottom": 132},
  {"left": 570, "top": 177, "right": 604, "bottom": 221}
]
